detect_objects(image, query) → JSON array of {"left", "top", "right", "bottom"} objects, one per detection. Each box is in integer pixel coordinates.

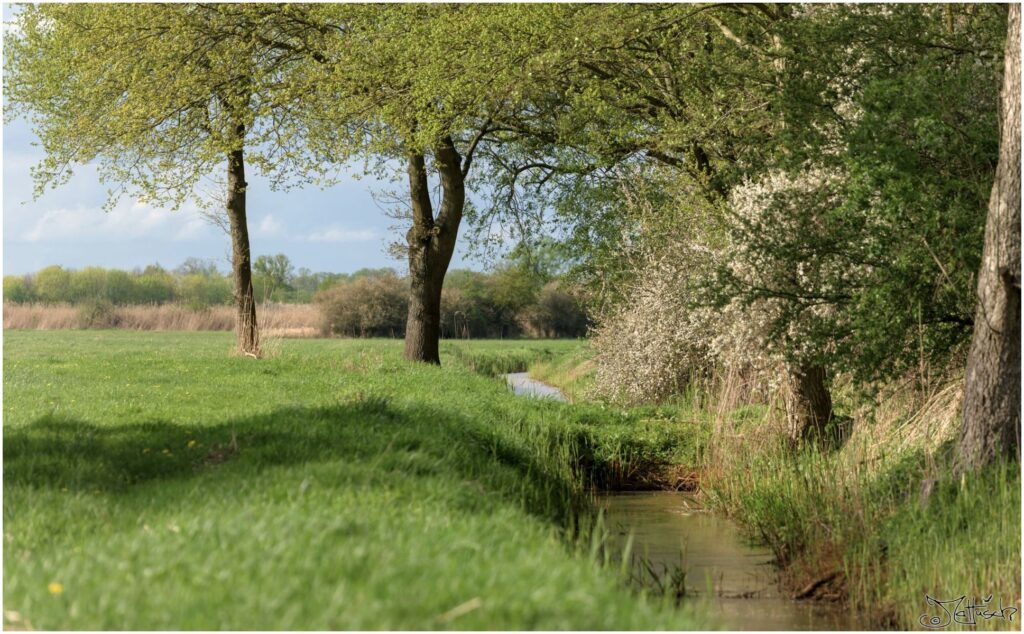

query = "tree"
[
  {"left": 69, "top": 267, "right": 108, "bottom": 302},
  {"left": 253, "top": 253, "right": 295, "bottom": 301},
  {"left": 5, "top": 4, "right": 333, "bottom": 355},
  {"left": 3, "top": 276, "right": 33, "bottom": 304},
  {"left": 958, "top": 4, "right": 1021, "bottom": 473},
  {"left": 175, "top": 258, "right": 220, "bottom": 278},
  {"left": 483, "top": 5, "right": 1005, "bottom": 444},
  {"left": 32, "top": 266, "right": 72, "bottom": 304},
  {"left": 476, "top": 4, "right": 833, "bottom": 429}
]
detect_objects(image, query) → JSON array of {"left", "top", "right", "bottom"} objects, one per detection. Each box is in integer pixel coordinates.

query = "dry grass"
[
  {"left": 840, "top": 374, "right": 964, "bottom": 467},
  {"left": 3, "top": 302, "right": 320, "bottom": 336},
  {"left": 703, "top": 360, "right": 965, "bottom": 477}
]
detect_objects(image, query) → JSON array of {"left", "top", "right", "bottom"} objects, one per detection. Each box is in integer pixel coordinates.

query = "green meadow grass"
[
  {"left": 3, "top": 331, "right": 706, "bottom": 630},
  {"left": 443, "top": 339, "right": 582, "bottom": 378}
]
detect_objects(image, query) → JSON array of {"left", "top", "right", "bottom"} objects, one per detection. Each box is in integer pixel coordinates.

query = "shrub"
[
  {"left": 518, "top": 282, "right": 589, "bottom": 338},
  {"left": 76, "top": 298, "right": 120, "bottom": 329},
  {"left": 105, "top": 269, "right": 137, "bottom": 305},
  {"left": 3, "top": 276, "right": 32, "bottom": 303},
  {"left": 69, "top": 267, "right": 108, "bottom": 301},
  {"left": 315, "top": 274, "right": 408, "bottom": 337},
  {"left": 179, "top": 273, "right": 232, "bottom": 310},
  {"left": 134, "top": 267, "right": 177, "bottom": 304},
  {"left": 33, "top": 265, "right": 73, "bottom": 303}
]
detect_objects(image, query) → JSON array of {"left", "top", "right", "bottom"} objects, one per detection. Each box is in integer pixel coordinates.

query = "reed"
[{"left": 4, "top": 302, "right": 320, "bottom": 336}]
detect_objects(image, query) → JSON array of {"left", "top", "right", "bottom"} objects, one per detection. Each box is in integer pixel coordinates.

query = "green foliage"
[
  {"left": 32, "top": 266, "right": 73, "bottom": 304},
  {"left": 104, "top": 270, "right": 137, "bottom": 305},
  {"left": 68, "top": 267, "right": 107, "bottom": 302},
  {"left": 714, "top": 4, "right": 1006, "bottom": 384},
  {"left": 3, "top": 276, "right": 33, "bottom": 303},
  {"left": 518, "top": 282, "right": 590, "bottom": 339},
  {"left": 4, "top": 4, "right": 336, "bottom": 210},
  {"left": 252, "top": 254, "right": 295, "bottom": 301},
  {"left": 178, "top": 274, "right": 233, "bottom": 310}
]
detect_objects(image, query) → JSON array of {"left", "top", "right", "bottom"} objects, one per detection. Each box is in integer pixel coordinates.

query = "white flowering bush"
[{"left": 590, "top": 168, "right": 845, "bottom": 405}]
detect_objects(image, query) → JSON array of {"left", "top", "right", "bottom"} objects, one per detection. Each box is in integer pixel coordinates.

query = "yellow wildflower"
[{"left": 47, "top": 582, "right": 63, "bottom": 595}]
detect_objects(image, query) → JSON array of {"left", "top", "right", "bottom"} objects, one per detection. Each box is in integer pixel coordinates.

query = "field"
[{"left": 2, "top": 331, "right": 704, "bottom": 630}]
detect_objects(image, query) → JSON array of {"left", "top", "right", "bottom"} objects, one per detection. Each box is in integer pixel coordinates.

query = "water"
[
  {"left": 598, "top": 491, "right": 862, "bottom": 630},
  {"left": 503, "top": 374, "right": 862, "bottom": 630},
  {"left": 505, "top": 372, "right": 567, "bottom": 401}
]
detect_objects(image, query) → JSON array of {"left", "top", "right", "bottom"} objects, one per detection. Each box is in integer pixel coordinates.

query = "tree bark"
[
  {"left": 404, "top": 136, "right": 465, "bottom": 364},
  {"left": 786, "top": 363, "right": 834, "bottom": 446},
  {"left": 957, "top": 4, "right": 1021, "bottom": 472},
  {"left": 226, "top": 124, "right": 260, "bottom": 356}
]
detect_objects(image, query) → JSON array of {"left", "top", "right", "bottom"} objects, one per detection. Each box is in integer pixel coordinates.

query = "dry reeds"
[{"left": 4, "top": 302, "right": 320, "bottom": 337}]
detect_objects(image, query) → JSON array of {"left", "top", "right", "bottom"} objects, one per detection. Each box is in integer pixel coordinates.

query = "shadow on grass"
[{"left": 4, "top": 394, "right": 595, "bottom": 525}]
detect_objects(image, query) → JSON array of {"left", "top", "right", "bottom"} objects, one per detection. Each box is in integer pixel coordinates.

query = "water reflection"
[
  {"left": 505, "top": 372, "right": 568, "bottom": 401},
  {"left": 597, "top": 491, "right": 863, "bottom": 631}
]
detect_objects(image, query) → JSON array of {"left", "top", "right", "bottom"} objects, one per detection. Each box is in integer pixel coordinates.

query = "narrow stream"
[
  {"left": 506, "top": 372, "right": 568, "bottom": 401},
  {"left": 598, "top": 491, "right": 861, "bottom": 630},
  {"left": 506, "top": 373, "right": 862, "bottom": 630}
]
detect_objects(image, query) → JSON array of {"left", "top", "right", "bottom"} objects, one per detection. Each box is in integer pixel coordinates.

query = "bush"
[
  {"left": 4, "top": 276, "right": 32, "bottom": 303},
  {"left": 105, "top": 269, "right": 137, "bottom": 305},
  {"left": 518, "top": 282, "right": 589, "bottom": 338},
  {"left": 69, "top": 267, "right": 108, "bottom": 301},
  {"left": 179, "top": 273, "right": 232, "bottom": 310},
  {"left": 33, "top": 266, "right": 73, "bottom": 303},
  {"left": 76, "top": 298, "right": 120, "bottom": 329},
  {"left": 315, "top": 274, "right": 408, "bottom": 337},
  {"left": 134, "top": 267, "right": 177, "bottom": 304}
]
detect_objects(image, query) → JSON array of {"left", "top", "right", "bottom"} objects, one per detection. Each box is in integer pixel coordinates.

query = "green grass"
[
  {"left": 526, "top": 343, "right": 597, "bottom": 402},
  {"left": 3, "top": 331, "right": 707, "bottom": 630},
  {"left": 443, "top": 339, "right": 582, "bottom": 378}
]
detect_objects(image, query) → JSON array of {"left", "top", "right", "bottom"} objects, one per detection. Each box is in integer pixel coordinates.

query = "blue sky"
[{"left": 2, "top": 114, "right": 489, "bottom": 276}]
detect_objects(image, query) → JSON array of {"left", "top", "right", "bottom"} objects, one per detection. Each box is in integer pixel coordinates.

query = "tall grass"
[
  {"left": 444, "top": 340, "right": 574, "bottom": 377},
  {"left": 700, "top": 370, "right": 1020, "bottom": 629}
]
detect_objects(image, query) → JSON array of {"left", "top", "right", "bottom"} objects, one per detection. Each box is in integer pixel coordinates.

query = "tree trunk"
[
  {"left": 786, "top": 363, "right": 834, "bottom": 446},
  {"left": 957, "top": 4, "right": 1021, "bottom": 473},
  {"left": 403, "top": 137, "right": 465, "bottom": 364},
  {"left": 226, "top": 126, "right": 260, "bottom": 356}
]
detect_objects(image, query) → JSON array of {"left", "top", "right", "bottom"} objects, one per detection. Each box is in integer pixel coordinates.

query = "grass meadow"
[
  {"left": 2, "top": 331, "right": 705, "bottom": 630},
  {"left": 4, "top": 330, "right": 1018, "bottom": 630}
]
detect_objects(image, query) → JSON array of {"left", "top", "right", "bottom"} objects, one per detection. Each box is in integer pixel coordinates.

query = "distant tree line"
[{"left": 4, "top": 252, "right": 590, "bottom": 339}]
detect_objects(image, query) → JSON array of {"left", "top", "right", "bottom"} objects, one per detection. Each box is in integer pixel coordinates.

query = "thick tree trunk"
[
  {"left": 404, "top": 137, "right": 465, "bottom": 364},
  {"left": 226, "top": 128, "right": 260, "bottom": 356},
  {"left": 786, "top": 363, "right": 834, "bottom": 446},
  {"left": 957, "top": 5, "right": 1021, "bottom": 472},
  {"left": 405, "top": 275, "right": 443, "bottom": 364}
]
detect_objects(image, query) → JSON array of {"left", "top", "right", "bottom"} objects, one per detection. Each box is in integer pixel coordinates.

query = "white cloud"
[
  {"left": 17, "top": 199, "right": 214, "bottom": 243},
  {"left": 303, "top": 226, "right": 376, "bottom": 243},
  {"left": 257, "top": 214, "right": 283, "bottom": 237}
]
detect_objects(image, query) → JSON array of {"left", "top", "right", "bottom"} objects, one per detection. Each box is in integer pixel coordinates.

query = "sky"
[{"left": 2, "top": 114, "right": 490, "bottom": 276}]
